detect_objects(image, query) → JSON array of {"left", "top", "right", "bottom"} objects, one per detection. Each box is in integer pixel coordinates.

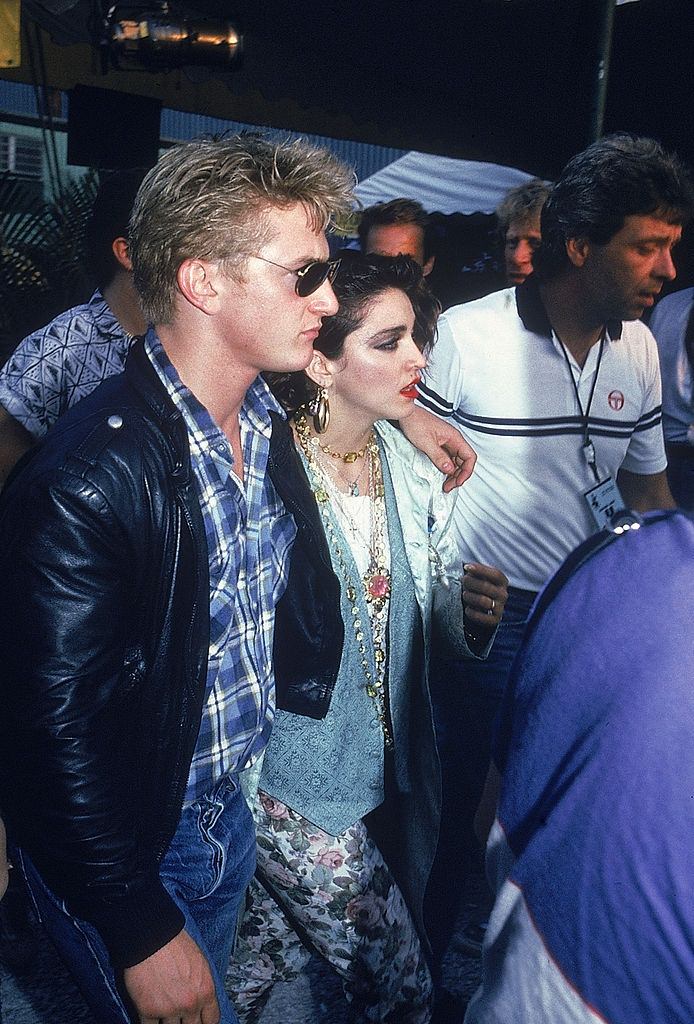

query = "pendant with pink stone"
[{"left": 367, "top": 574, "right": 390, "bottom": 600}]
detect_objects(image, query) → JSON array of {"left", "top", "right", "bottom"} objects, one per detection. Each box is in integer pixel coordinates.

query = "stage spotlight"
[{"left": 105, "top": 3, "right": 243, "bottom": 71}]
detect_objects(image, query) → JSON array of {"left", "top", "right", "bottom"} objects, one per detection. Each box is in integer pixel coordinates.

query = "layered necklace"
[
  {"left": 294, "top": 409, "right": 393, "bottom": 748},
  {"left": 318, "top": 436, "right": 371, "bottom": 465},
  {"left": 320, "top": 449, "right": 368, "bottom": 497}
]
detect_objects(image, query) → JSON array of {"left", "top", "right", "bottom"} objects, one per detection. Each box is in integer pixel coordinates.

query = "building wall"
[{"left": 1, "top": 80, "right": 405, "bottom": 200}]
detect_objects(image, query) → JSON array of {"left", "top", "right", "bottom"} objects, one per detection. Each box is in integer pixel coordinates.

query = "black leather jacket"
[
  {"left": 0, "top": 340, "right": 341, "bottom": 970},
  {"left": 0, "top": 342, "right": 209, "bottom": 967}
]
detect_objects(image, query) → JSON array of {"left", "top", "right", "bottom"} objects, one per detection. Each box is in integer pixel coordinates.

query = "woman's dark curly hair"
[{"left": 267, "top": 250, "right": 440, "bottom": 415}]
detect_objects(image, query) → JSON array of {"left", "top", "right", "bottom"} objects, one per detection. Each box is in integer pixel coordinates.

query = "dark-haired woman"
[{"left": 228, "top": 254, "right": 507, "bottom": 1022}]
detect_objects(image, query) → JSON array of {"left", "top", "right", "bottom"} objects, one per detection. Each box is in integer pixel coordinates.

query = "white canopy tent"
[{"left": 354, "top": 151, "right": 533, "bottom": 215}]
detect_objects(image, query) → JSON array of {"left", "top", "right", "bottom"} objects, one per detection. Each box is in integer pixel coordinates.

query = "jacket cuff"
[{"left": 74, "top": 874, "right": 186, "bottom": 970}]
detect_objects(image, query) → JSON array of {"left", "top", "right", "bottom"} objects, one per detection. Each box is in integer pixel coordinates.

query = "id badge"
[{"left": 584, "top": 476, "right": 625, "bottom": 530}]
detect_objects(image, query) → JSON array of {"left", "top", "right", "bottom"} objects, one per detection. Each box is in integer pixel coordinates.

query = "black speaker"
[{"left": 68, "top": 85, "right": 162, "bottom": 169}]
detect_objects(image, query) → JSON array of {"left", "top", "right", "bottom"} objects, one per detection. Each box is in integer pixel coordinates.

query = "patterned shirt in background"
[
  {"left": 0, "top": 290, "right": 134, "bottom": 437},
  {"left": 146, "top": 330, "right": 297, "bottom": 806}
]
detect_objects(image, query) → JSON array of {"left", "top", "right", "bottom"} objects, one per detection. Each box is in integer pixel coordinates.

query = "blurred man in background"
[
  {"left": 0, "top": 168, "right": 147, "bottom": 485},
  {"left": 496, "top": 177, "right": 550, "bottom": 286},
  {"left": 359, "top": 198, "right": 436, "bottom": 277}
]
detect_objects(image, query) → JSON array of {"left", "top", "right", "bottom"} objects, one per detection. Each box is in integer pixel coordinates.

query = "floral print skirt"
[{"left": 226, "top": 790, "right": 433, "bottom": 1022}]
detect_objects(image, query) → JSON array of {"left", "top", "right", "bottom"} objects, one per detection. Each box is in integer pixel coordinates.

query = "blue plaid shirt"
[{"left": 146, "top": 331, "right": 296, "bottom": 805}]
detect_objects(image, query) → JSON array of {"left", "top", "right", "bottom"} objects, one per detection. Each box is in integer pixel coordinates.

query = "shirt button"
[{"left": 107, "top": 414, "right": 123, "bottom": 429}]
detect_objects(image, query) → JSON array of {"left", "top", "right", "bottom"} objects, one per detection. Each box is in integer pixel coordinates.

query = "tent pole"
[{"left": 589, "top": 0, "right": 617, "bottom": 142}]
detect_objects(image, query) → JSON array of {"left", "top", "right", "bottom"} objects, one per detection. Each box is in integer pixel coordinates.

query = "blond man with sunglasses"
[{"left": 0, "top": 134, "right": 355, "bottom": 1024}]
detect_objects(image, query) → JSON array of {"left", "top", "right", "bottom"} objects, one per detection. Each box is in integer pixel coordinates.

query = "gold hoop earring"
[{"left": 308, "top": 386, "right": 330, "bottom": 434}]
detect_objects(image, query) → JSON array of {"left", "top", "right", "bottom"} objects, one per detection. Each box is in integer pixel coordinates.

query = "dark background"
[
  {"left": 5, "top": 0, "right": 693, "bottom": 330},
  {"left": 21, "top": 0, "right": 694, "bottom": 178}
]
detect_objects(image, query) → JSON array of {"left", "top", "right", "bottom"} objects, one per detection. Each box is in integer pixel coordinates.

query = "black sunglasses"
[{"left": 251, "top": 255, "right": 341, "bottom": 297}]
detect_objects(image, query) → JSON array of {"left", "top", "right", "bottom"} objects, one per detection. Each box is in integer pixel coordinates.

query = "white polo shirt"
[{"left": 417, "top": 281, "right": 667, "bottom": 591}]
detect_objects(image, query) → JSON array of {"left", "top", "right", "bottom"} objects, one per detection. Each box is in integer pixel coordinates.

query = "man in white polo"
[{"left": 410, "top": 133, "right": 693, "bottom": 971}]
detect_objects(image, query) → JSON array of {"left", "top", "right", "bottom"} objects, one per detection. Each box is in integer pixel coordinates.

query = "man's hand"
[
  {"left": 400, "top": 407, "right": 476, "bottom": 492},
  {"left": 123, "top": 929, "right": 220, "bottom": 1024}
]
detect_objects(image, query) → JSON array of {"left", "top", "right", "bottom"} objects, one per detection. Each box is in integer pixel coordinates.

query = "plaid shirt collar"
[{"left": 144, "top": 328, "right": 284, "bottom": 453}]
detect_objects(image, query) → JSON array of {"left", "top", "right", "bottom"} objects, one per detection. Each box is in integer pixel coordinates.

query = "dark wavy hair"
[
  {"left": 268, "top": 250, "right": 440, "bottom": 415},
  {"left": 86, "top": 168, "right": 149, "bottom": 290},
  {"left": 534, "top": 134, "right": 694, "bottom": 281}
]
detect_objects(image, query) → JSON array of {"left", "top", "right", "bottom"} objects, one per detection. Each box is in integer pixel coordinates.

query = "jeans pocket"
[
  {"left": 194, "top": 793, "right": 228, "bottom": 901},
  {"left": 15, "top": 847, "right": 75, "bottom": 929},
  {"left": 15, "top": 848, "right": 48, "bottom": 926},
  {"left": 16, "top": 849, "right": 129, "bottom": 1018}
]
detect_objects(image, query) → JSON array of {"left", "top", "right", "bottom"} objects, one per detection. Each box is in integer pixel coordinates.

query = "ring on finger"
[{"left": 487, "top": 597, "right": 495, "bottom": 616}]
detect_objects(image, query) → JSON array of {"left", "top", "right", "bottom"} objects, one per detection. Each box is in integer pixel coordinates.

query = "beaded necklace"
[
  {"left": 294, "top": 410, "right": 393, "bottom": 748},
  {"left": 318, "top": 437, "right": 370, "bottom": 464}
]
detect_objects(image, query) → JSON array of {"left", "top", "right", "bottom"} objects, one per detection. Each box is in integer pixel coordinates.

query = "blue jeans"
[
  {"left": 17, "top": 773, "right": 256, "bottom": 1023},
  {"left": 425, "top": 586, "right": 537, "bottom": 971}
]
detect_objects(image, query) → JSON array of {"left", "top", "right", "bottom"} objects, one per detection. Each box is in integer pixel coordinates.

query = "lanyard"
[{"left": 556, "top": 329, "right": 606, "bottom": 484}]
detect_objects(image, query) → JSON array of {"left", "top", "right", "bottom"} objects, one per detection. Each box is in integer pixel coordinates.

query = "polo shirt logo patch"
[{"left": 608, "top": 390, "right": 625, "bottom": 411}]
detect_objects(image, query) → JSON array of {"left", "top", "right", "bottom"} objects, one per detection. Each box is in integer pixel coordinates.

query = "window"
[
  {"left": 0, "top": 133, "right": 43, "bottom": 178},
  {"left": 0, "top": 133, "right": 44, "bottom": 204}
]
